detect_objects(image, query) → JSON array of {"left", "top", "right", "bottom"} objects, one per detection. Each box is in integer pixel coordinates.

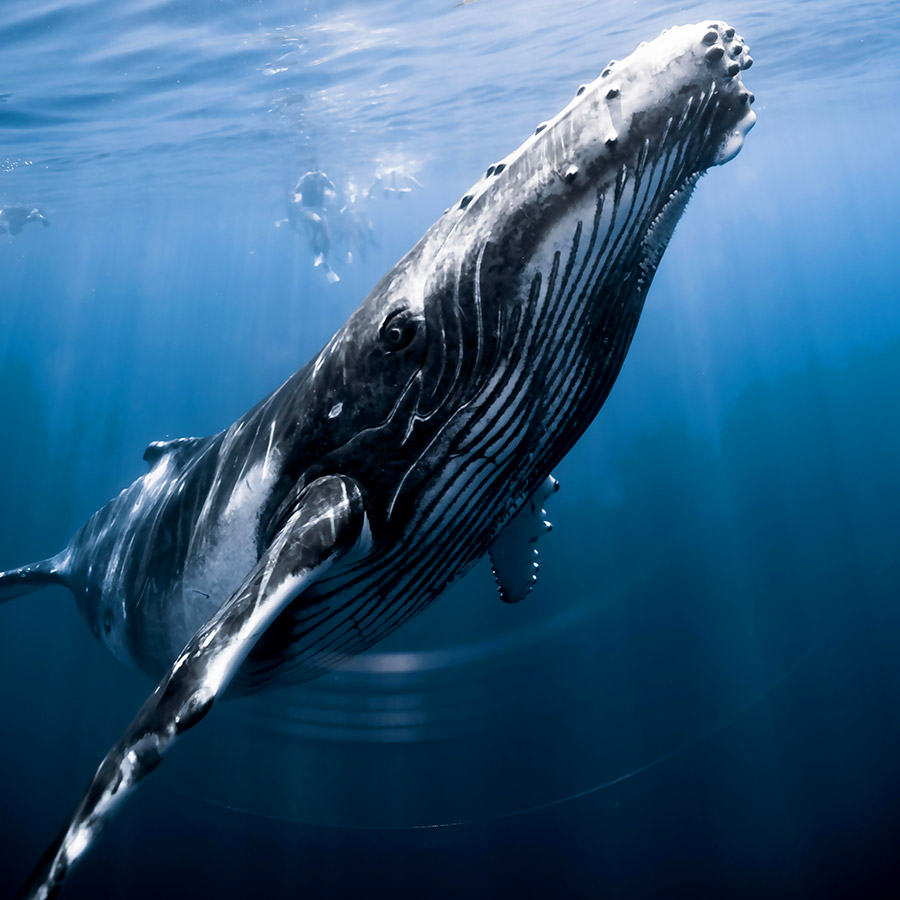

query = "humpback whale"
[{"left": 1, "top": 22, "right": 755, "bottom": 898}]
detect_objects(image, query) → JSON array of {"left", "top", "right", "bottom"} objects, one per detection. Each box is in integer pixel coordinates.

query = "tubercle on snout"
[{"left": 444, "top": 20, "right": 755, "bottom": 219}]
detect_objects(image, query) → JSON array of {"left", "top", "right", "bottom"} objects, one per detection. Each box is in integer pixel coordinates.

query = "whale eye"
[{"left": 379, "top": 308, "right": 418, "bottom": 352}]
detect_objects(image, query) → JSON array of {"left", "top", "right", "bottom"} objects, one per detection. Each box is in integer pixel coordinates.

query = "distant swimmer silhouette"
[
  {"left": 0, "top": 206, "right": 49, "bottom": 235},
  {"left": 366, "top": 167, "right": 423, "bottom": 200},
  {"left": 287, "top": 170, "right": 340, "bottom": 284},
  {"left": 335, "top": 182, "right": 378, "bottom": 265}
]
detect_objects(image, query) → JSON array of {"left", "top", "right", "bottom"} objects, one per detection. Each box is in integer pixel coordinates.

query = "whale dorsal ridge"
[{"left": 142, "top": 436, "right": 209, "bottom": 467}]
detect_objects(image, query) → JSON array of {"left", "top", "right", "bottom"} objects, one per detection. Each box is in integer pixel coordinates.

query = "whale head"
[
  {"left": 283, "top": 22, "right": 755, "bottom": 543},
  {"left": 419, "top": 19, "right": 756, "bottom": 324}
]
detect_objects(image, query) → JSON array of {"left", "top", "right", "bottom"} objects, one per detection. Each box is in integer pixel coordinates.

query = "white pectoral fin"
[
  {"left": 22, "top": 475, "right": 367, "bottom": 900},
  {"left": 489, "top": 475, "right": 559, "bottom": 604}
]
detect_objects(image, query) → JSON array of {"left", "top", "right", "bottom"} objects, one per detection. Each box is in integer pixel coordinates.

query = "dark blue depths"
[{"left": 1, "top": 0, "right": 900, "bottom": 897}]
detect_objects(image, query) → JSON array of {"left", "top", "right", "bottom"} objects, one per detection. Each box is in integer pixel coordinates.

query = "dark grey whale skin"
[{"left": 1, "top": 22, "right": 755, "bottom": 899}]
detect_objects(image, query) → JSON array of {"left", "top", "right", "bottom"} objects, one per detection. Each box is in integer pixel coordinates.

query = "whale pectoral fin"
[
  {"left": 21, "top": 475, "right": 367, "bottom": 900},
  {"left": 489, "top": 475, "right": 559, "bottom": 604}
]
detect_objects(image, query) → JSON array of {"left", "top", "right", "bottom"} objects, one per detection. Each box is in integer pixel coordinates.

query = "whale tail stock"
[{"left": 0, "top": 556, "right": 67, "bottom": 604}]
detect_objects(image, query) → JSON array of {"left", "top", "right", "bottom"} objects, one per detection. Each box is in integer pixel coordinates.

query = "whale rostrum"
[{"left": 1, "top": 22, "right": 755, "bottom": 898}]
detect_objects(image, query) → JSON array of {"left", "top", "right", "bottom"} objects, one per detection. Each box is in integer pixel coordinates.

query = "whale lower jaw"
[{"left": 639, "top": 171, "right": 703, "bottom": 287}]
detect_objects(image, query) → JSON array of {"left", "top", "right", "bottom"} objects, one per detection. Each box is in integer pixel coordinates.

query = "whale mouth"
[{"left": 637, "top": 170, "right": 702, "bottom": 288}]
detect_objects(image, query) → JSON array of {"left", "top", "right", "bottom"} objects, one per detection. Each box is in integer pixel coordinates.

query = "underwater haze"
[{"left": 2, "top": 0, "right": 900, "bottom": 897}]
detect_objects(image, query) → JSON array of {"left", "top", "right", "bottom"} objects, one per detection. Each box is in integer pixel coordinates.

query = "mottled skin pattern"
[{"left": 0, "top": 22, "right": 754, "bottom": 898}]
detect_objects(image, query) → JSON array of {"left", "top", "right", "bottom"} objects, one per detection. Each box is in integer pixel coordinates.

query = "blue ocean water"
[{"left": 1, "top": 0, "right": 899, "bottom": 897}]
